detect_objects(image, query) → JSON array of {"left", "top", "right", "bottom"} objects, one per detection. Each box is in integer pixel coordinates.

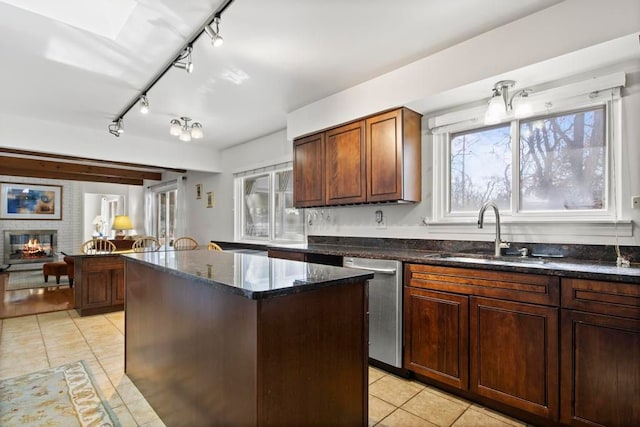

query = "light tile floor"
[{"left": 0, "top": 310, "right": 529, "bottom": 427}]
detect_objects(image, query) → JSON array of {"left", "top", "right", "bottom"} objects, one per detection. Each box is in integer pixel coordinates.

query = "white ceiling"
[{"left": 1, "top": 0, "right": 572, "bottom": 152}]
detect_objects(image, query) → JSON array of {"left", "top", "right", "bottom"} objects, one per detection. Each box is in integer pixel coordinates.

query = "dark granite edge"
[
  {"left": 214, "top": 241, "right": 640, "bottom": 284},
  {"left": 123, "top": 254, "right": 374, "bottom": 300}
]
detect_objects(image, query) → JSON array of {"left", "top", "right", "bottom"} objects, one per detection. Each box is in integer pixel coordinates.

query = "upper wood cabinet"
[
  {"left": 293, "top": 107, "right": 421, "bottom": 208},
  {"left": 293, "top": 132, "right": 325, "bottom": 208},
  {"left": 367, "top": 108, "right": 421, "bottom": 203},
  {"left": 325, "top": 121, "right": 366, "bottom": 205}
]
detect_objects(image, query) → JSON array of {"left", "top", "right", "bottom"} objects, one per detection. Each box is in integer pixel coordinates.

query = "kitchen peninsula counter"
[{"left": 123, "top": 250, "right": 373, "bottom": 427}]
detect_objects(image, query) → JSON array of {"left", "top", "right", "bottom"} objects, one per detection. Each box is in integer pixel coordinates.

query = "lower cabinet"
[
  {"left": 404, "top": 287, "right": 468, "bottom": 389},
  {"left": 469, "top": 296, "right": 558, "bottom": 419},
  {"left": 74, "top": 255, "right": 125, "bottom": 316},
  {"left": 404, "top": 263, "right": 559, "bottom": 422},
  {"left": 560, "top": 278, "right": 640, "bottom": 427}
]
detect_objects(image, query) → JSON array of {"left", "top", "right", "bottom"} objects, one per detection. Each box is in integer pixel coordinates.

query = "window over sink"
[
  {"left": 234, "top": 162, "right": 305, "bottom": 243},
  {"left": 431, "top": 72, "right": 625, "bottom": 232}
]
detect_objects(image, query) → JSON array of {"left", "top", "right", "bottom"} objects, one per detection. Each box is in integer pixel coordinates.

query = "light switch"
[{"left": 633, "top": 196, "right": 640, "bottom": 209}]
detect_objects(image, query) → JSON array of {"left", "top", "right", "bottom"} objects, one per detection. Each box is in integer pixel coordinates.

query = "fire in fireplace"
[{"left": 3, "top": 230, "right": 57, "bottom": 265}]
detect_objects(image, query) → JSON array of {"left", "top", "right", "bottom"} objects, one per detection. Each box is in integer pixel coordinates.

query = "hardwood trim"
[
  {"left": 0, "top": 148, "right": 185, "bottom": 173},
  {"left": 0, "top": 167, "right": 143, "bottom": 185}
]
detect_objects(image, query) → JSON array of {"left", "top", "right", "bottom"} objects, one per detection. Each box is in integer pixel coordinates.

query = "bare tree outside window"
[
  {"left": 450, "top": 125, "right": 512, "bottom": 212},
  {"left": 519, "top": 107, "right": 605, "bottom": 211}
]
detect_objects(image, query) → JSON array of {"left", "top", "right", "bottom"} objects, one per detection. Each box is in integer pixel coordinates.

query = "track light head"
[
  {"left": 108, "top": 118, "right": 124, "bottom": 137},
  {"left": 138, "top": 95, "right": 149, "bottom": 114},
  {"left": 173, "top": 46, "right": 194, "bottom": 73},
  {"left": 204, "top": 17, "right": 224, "bottom": 47}
]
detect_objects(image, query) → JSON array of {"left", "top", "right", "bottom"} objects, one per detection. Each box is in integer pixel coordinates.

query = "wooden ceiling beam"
[
  {"left": 0, "top": 156, "right": 162, "bottom": 181},
  {"left": 0, "top": 148, "right": 186, "bottom": 174},
  {"left": 0, "top": 168, "right": 143, "bottom": 186}
]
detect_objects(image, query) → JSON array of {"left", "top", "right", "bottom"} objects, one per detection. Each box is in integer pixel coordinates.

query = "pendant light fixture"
[
  {"left": 172, "top": 46, "right": 194, "bottom": 73},
  {"left": 108, "top": 118, "right": 124, "bottom": 137},
  {"left": 484, "top": 80, "right": 533, "bottom": 125},
  {"left": 138, "top": 95, "right": 149, "bottom": 114},
  {"left": 170, "top": 117, "right": 204, "bottom": 142},
  {"left": 204, "top": 16, "right": 224, "bottom": 47}
]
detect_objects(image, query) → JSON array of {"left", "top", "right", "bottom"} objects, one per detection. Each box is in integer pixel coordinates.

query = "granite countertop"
[
  {"left": 123, "top": 249, "right": 373, "bottom": 299},
  {"left": 268, "top": 243, "right": 640, "bottom": 284}
]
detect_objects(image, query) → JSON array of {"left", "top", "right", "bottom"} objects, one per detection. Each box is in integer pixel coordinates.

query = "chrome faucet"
[{"left": 477, "top": 201, "right": 510, "bottom": 257}]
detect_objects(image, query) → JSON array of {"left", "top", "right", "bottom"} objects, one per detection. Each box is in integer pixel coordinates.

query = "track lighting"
[
  {"left": 106, "top": 0, "right": 236, "bottom": 138},
  {"left": 204, "top": 16, "right": 224, "bottom": 47},
  {"left": 169, "top": 117, "right": 204, "bottom": 142},
  {"left": 138, "top": 95, "right": 149, "bottom": 114},
  {"left": 484, "top": 80, "right": 533, "bottom": 125},
  {"left": 173, "top": 46, "right": 193, "bottom": 73},
  {"left": 108, "top": 118, "right": 124, "bottom": 137}
]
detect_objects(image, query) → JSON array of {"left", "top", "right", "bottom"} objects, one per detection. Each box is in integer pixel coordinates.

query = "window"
[
  {"left": 235, "top": 164, "right": 304, "bottom": 242},
  {"left": 448, "top": 106, "right": 607, "bottom": 216},
  {"left": 150, "top": 187, "right": 177, "bottom": 246}
]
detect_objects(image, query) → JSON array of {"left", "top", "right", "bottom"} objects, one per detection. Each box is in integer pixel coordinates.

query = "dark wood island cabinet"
[
  {"left": 73, "top": 254, "right": 125, "bottom": 316},
  {"left": 124, "top": 250, "right": 372, "bottom": 427}
]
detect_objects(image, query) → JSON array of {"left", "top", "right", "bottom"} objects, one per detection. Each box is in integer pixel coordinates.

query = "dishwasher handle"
[{"left": 344, "top": 264, "right": 397, "bottom": 275}]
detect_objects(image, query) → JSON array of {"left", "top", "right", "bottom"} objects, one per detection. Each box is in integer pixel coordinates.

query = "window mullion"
[{"left": 511, "top": 120, "right": 519, "bottom": 216}]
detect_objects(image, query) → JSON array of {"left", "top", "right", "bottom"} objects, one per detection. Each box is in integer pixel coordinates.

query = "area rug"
[
  {"left": 0, "top": 360, "right": 119, "bottom": 426},
  {"left": 6, "top": 270, "right": 70, "bottom": 291}
]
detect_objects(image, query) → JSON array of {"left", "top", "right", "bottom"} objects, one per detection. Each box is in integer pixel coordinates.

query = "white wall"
[
  {"left": 183, "top": 130, "right": 292, "bottom": 244},
  {"left": 0, "top": 113, "right": 223, "bottom": 173},
  {"left": 287, "top": 0, "right": 640, "bottom": 139}
]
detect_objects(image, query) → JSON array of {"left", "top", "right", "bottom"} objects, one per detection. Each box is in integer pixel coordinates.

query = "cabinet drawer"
[
  {"left": 406, "top": 264, "right": 559, "bottom": 306},
  {"left": 561, "top": 278, "right": 640, "bottom": 319},
  {"left": 81, "top": 256, "right": 124, "bottom": 271}
]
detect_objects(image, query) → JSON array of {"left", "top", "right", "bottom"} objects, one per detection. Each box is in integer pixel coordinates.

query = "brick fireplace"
[{"left": 3, "top": 230, "right": 57, "bottom": 265}]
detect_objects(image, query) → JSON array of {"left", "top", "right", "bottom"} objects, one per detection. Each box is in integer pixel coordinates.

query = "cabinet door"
[
  {"left": 366, "top": 109, "right": 403, "bottom": 202},
  {"left": 112, "top": 268, "right": 125, "bottom": 305},
  {"left": 84, "top": 270, "right": 112, "bottom": 308},
  {"left": 470, "top": 297, "right": 558, "bottom": 420},
  {"left": 404, "top": 287, "right": 469, "bottom": 389},
  {"left": 325, "top": 121, "right": 366, "bottom": 205},
  {"left": 561, "top": 310, "right": 640, "bottom": 426},
  {"left": 293, "top": 133, "right": 325, "bottom": 207}
]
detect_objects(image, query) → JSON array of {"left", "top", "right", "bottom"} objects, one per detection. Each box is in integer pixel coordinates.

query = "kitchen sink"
[{"left": 423, "top": 252, "right": 548, "bottom": 265}]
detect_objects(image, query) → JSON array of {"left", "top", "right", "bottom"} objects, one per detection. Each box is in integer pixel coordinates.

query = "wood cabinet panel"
[
  {"left": 325, "top": 121, "right": 366, "bottom": 205},
  {"left": 74, "top": 255, "right": 125, "bottom": 316},
  {"left": 293, "top": 133, "right": 325, "bottom": 207},
  {"left": 366, "top": 108, "right": 421, "bottom": 202},
  {"left": 561, "top": 304, "right": 640, "bottom": 426},
  {"left": 404, "top": 287, "right": 468, "bottom": 389},
  {"left": 561, "top": 277, "right": 640, "bottom": 319},
  {"left": 470, "top": 296, "right": 558, "bottom": 419},
  {"left": 84, "top": 271, "right": 112, "bottom": 308},
  {"left": 293, "top": 107, "right": 421, "bottom": 207},
  {"left": 405, "top": 263, "right": 559, "bottom": 306},
  {"left": 112, "top": 268, "right": 125, "bottom": 305}
]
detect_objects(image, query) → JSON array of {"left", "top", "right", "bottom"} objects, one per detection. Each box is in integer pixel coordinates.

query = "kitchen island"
[{"left": 123, "top": 250, "right": 373, "bottom": 427}]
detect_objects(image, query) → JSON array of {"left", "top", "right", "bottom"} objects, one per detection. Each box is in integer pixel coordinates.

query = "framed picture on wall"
[
  {"left": 196, "top": 184, "right": 203, "bottom": 199},
  {"left": 206, "top": 192, "right": 214, "bottom": 208},
  {"left": 0, "top": 182, "right": 63, "bottom": 220}
]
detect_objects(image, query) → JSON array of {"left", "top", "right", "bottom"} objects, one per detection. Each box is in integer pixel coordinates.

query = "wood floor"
[{"left": 1, "top": 286, "right": 74, "bottom": 319}]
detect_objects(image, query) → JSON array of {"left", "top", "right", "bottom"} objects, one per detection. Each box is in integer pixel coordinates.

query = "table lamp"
[{"left": 112, "top": 215, "right": 133, "bottom": 239}]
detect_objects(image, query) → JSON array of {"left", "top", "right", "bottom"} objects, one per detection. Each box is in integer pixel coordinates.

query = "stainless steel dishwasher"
[{"left": 343, "top": 257, "right": 403, "bottom": 368}]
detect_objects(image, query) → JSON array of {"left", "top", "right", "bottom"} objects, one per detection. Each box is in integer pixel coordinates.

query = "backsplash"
[{"left": 308, "top": 236, "right": 640, "bottom": 264}]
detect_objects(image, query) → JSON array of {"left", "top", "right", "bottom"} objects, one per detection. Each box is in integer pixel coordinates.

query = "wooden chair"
[
  {"left": 80, "top": 239, "right": 116, "bottom": 255},
  {"left": 207, "top": 242, "right": 223, "bottom": 251},
  {"left": 173, "top": 237, "right": 199, "bottom": 250},
  {"left": 132, "top": 236, "right": 161, "bottom": 252}
]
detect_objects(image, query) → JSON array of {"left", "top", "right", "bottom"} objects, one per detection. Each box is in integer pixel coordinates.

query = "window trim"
[
  {"left": 430, "top": 74, "right": 626, "bottom": 232},
  {"left": 234, "top": 165, "right": 305, "bottom": 244}
]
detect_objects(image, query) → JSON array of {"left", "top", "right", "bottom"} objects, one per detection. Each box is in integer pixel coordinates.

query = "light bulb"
[
  {"left": 179, "top": 128, "right": 192, "bottom": 142},
  {"left": 169, "top": 119, "right": 181, "bottom": 136},
  {"left": 191, "top": 123, "right": 204, "bottom": 139},
  {"left": 213, "top": 34, "right": 223, "bottom": 47},
  {"left": 138, "top": 95, "right": 149, "bottom": 114}
]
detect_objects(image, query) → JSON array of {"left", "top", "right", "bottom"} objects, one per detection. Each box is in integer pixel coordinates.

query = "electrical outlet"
[{"left": 633, "top": 196, "right": 640, "bottom": 209}]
